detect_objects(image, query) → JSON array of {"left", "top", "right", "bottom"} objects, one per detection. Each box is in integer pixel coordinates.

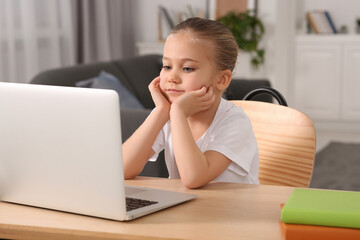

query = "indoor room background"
[{"left": 1, "top": 0, "right": 360, "bottom": 152}]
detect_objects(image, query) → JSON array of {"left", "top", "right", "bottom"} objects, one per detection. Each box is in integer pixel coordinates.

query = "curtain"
[
  {"left": 0, "top": 0, "right": 75, "bottom": 83},
  {"left": 71, "top": 0, "right": 135, "bottom": 64}
]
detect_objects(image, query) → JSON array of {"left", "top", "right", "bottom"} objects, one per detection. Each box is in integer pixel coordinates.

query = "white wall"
[
  {"left": 247, "top": 0, "right": 294, "bottom": 99},
  {"left": 256, "top": 0, "right": 278, "bottom": 86}
]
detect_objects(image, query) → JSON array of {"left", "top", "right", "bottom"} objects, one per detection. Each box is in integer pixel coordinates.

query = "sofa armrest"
[{"left": 224, "top": 79, "right": 272, "bottom": 102}]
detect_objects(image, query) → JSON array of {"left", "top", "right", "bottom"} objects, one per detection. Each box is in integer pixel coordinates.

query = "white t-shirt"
[{"left": 150, "top": 98, "right": 259, "bottom": 184}]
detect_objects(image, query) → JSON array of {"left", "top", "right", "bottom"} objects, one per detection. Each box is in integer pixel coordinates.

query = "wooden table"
[{"left": 0, "top": 177, "right": 294, "bottom": 240}]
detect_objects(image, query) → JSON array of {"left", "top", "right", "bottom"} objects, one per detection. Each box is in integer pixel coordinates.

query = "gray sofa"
[{"left": 30, "top": 54, "right": 271, "bottom": 177}]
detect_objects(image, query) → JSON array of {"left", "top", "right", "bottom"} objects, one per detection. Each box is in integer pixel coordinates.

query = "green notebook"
[{"left": 281, "top": 188, "right": 360, "bottom": 229}]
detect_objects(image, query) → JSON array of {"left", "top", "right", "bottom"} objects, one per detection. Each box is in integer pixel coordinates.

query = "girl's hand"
[
  {"left": 171, "top": 86, "right": 215, "bottom": 117},
  {"left": 148, "top": 76, "right": 171, "bottom": 111}
]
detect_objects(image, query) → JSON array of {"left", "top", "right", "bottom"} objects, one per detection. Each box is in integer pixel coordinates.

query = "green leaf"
[{"left": 217, "top": 10, "right": 266, "bottom": 68}]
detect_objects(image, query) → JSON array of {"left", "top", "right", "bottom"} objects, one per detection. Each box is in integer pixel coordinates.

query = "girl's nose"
[{"left": 167, "top": 75, "right": 181, "bottom": 84}]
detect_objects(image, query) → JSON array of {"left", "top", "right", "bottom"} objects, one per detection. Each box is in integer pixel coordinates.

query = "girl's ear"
[{"left": 215, "top": 70, "right": 232, "bottom": 91}]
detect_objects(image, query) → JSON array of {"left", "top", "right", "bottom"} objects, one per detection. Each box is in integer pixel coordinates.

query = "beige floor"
[{"left": 316, "top": 129, "right": 360, "bottom": 152}]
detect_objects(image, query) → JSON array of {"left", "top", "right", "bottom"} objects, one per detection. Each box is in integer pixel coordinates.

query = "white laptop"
[{"left": 0, "top": 82, "right": 196, "bottom": 221}]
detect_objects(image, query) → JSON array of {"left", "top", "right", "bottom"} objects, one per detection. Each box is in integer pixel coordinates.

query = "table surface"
[{"left": 0, "top": 177, "right": 294, "bottom": 240}]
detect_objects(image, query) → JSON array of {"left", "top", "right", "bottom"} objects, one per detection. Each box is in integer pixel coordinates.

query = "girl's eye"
[
  {"left": 162, "top": 65, "right": 171, "bottom": 70},
  {"left": 183, "top": 67, "right": 194, "bottom": 72}
]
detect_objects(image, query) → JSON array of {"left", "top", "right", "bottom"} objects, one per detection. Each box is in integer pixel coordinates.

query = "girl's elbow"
[
  {"left": 183, "top": 181, "right": 206, "bottom": 189},
  {"left": 124, "top": 172, "right": 136, "bottom": 180},
  {"left": 184, "top": 183, "right": 202, "bottom": 189},
  {"left": 181, "top": 176, "right": 207, "bottom": 189},
  {"left": 123, "top": 165, "right": 140, "bottom": 180}
]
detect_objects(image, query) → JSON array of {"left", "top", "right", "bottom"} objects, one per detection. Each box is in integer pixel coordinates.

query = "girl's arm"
[
  {"left": 122, "top": 77, "right": 170, "bottom": 179},
  {"left": 170, "top": 87, "right": 231, "bottom": 189}
]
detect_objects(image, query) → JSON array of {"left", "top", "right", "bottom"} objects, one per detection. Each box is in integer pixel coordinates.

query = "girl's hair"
[{"left": 172, "top": 17, "right": 238, "bottom": 72}]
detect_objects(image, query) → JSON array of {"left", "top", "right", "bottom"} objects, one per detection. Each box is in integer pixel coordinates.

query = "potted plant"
[{"left": 217, "top": 10, "right": 265, "bottom": 68}]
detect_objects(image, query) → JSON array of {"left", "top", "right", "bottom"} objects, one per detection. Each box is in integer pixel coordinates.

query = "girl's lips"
[{"left": 167, "top": 88, "right": 184, "bottom": 93}]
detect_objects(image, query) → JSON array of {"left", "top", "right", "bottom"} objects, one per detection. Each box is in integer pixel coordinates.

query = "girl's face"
[{"left": 159, "top": 31, "right": 220, "bottom": 103}]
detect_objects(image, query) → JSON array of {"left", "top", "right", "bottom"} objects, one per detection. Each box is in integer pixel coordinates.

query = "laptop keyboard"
[{"left": 126, "top": 197, "right": 158, "bottom": 211}]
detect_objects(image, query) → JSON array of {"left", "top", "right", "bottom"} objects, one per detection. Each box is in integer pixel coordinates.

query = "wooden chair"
[{"left": 230, "top": 87, "right": 316, "bottom": 187}]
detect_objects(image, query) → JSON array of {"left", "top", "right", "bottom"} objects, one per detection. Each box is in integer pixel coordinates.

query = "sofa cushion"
[
  {"left": 75, "top": 71, "right": 144, "bottom": 109},
  {"left": 114, "top": 55, "right": 163, "bottom": 109}
]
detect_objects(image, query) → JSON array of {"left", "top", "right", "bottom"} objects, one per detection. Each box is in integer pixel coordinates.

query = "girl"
[{"left": 123, "top": 17, "right": 259, "bottom": 188}]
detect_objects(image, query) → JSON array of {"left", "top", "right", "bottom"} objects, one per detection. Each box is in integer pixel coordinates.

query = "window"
[{"left": 0, "top": 0, "right": 75, "bottom": 83}]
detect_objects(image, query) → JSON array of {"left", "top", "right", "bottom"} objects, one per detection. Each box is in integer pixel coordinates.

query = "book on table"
[
  {"left": 280, "top": 204, "right": 360, "bottom": 240},
  {"left": 280, "top": 221, "right": 360, "bottom": 240},
  {"left": 281, "top": 188, "right": 360, "bottom": 229}
]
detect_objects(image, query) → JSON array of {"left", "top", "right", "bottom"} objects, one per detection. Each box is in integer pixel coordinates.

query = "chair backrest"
[{"left": 230, "top": 100, "right": 316, "bottom": 187}]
